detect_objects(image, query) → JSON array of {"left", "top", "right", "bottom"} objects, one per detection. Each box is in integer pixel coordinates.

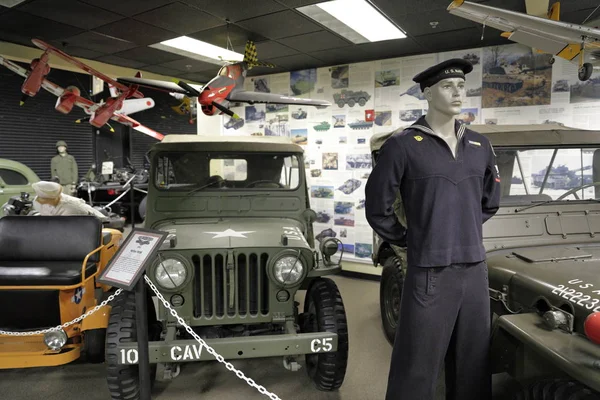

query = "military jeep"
[
  {"left": 372, "top": 124, "right": 600, "bottom": 398},
  {"left": 105, "top": 135, "right": 349, "bottom": 399}
]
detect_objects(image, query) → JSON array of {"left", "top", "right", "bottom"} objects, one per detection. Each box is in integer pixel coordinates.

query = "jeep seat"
[{"left": 0, "top": 216, "right": 103, "bottom": 286}]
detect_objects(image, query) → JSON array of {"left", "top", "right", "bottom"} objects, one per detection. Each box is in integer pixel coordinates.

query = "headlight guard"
[
  {"left": 151, "top": 254, "right": 191, "bottom": 291},
  {"left": 269, "top": 250, "right": 308, "bottom": 288}
]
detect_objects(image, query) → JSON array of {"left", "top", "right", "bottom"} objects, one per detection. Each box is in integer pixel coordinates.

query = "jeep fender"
[
  {"left": 491, "top": 312, "right": 600, "bottom": 392},
  {"left": 81, "top": 304, "right": 111, "bottom": 331}
]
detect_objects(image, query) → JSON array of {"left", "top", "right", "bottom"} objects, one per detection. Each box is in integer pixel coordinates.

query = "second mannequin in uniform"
[{"left": 51, "top": 140, "right": 78, "bottom": 195}]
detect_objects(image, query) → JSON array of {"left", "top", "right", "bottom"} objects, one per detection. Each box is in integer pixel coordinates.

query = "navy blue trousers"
[{"left": 384, "top": 261, "right": 491, "bottom": 400}]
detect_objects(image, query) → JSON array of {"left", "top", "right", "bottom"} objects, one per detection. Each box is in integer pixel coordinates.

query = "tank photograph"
[{"left": 2, "top": 1, "right": 600, "bottom": 400}]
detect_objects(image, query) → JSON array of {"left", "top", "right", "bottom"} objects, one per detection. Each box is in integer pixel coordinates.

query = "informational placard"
[{"left": 98, "top": 228, "right": 168, "bottom": 291}]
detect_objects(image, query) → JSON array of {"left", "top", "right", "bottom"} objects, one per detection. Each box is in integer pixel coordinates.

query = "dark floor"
[{"left": 0, "top": 275, "right": 517, "bottom": 400}]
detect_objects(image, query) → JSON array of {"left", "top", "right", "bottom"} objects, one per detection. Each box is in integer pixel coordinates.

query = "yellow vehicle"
[{"left": 0, "top": 215, "right": 122, "bottom": 368}]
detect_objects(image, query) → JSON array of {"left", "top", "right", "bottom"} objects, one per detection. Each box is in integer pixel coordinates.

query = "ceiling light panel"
[{"left": 150, "top": 36, "right": 244, "bottom": 66}]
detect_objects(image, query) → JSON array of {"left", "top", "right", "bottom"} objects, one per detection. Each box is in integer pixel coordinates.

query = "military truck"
[
  {"left": 371, "top": 124, "right": 600, "bottom": 398},
  {"left": 105, "top": 136, "right": 349, "bottom": 399},
  {"left": 333, "top": 89, "right": 371, "bottom": 108}
]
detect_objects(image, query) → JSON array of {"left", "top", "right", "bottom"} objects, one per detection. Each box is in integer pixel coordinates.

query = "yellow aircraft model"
[{"left": 447, "top": 0, "right": 600, "bottom": 81}]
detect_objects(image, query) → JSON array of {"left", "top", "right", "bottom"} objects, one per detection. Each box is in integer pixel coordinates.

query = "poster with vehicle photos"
[
  {"left": 397, "top": 54, "right": 436, "bottom": 109},
  {"left": 437, "top": 48, "right": 483, "bottom": 108}
]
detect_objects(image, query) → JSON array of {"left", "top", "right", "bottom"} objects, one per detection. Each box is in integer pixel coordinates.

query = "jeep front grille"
[{"left": 192, "top": 252, "right": 270, "bottom": 319}]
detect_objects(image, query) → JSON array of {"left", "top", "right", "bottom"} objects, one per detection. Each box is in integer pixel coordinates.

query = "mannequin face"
[
  {"left": 58, "top": 146, "right": 67, "bottom": 153},
  {"left": 424, "top": 78, "right": 466, "bottom": 117}
]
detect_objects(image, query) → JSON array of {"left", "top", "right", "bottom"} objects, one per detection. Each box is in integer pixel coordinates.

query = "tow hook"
[{"left": 283, "top": 356, "right": 302, "bottom": 372}]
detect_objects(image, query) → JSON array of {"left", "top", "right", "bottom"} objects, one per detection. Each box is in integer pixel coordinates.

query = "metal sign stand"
[{"left": 98, "top": 228, "right": 168, "bottom": 400}]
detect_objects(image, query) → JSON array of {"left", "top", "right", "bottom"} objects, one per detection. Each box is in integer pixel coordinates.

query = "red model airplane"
[
  {"left": 0, "top": 39, "right": 164, "bottom": 140},
  {"left": 117, "top": 40, "right": 331, "bottom": 121}
]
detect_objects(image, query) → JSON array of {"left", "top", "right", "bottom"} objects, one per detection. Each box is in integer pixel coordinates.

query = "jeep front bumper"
[{"left": 116, "top": 331, "right": 338, "bottom": 365}]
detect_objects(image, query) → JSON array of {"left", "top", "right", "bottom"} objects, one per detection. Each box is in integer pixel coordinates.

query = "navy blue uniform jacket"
[{"left": 365, "top": 117, "right": 501, "bottom": 267}]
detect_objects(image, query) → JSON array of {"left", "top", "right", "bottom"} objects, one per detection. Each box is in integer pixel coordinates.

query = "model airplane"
[
  {"left": 0, "top": 39, "right": 164, "bottom": 140},
  {"left": 117, "top": 40, "right": 331, "bottom": 121},
  {"left": 447, "top": 0, "right": 600, "bottom": 81}
]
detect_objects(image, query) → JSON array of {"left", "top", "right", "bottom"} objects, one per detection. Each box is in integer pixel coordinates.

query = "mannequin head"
[
  {"left": 56, "top": 140, "right": 68, "bottom": 155},
  {"left": 413, "top": 58, "right": 473, "bottom": 119}
]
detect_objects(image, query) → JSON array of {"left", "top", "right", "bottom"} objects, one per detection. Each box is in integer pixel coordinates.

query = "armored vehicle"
[
  {"left": 223, "top": 117, "right": 244, "bottom": 130},
  {"left": 292, "top": 108, "right": 307, "bottom": 119},
  {"left": 348, "top": 120, "right": 373, "bottom": 130},
  {"left": 337, "top": 179, "right": 361, "bottom": 195},
  {"left": 371, "top": 124, "right": 600, "bottom": 398},
  {"left": 313, "top": 121, "right": 331, "bottom": 131},
  {"left": 105, "top": 136, "right": 349, "bottom": 398},
  {"left": 375, "top": 111, "right": 391, "bottom": 126},
  {"left": 333, "top": 89, "right": 371, "bottom": 108}
]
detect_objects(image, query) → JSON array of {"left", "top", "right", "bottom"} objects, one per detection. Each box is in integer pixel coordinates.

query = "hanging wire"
[{"left": 582, "top": 4, "right": 600, "bottom": 25}]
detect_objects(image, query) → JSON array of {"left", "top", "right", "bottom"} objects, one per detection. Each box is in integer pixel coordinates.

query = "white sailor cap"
[{"left": 32, "top": 181, "right": 62, "bottom": 199}]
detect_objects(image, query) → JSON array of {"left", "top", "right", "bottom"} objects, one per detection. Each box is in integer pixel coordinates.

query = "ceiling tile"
[
  {"left": 279, "top": 31, "right": 352, "bottom": 53},
  {"left": 79, "top": 0, "right": 176, "bottom": 17},
  {"left": 111, "top": 46, "right": 185, "bottom": 65},
  {"left": 559, "top": 1, "right": 600, "bottom": 13},
  {"left": 133, "top": 2, "right": 222, "bottom": 35},
  {"left": 562, "top": 7, "right": 600, "bottom": 25},
  {"left": 93, "top": 18, "right": 179, "bottom": 45},
  {"left": 236, "top": 10, "right": 322, "bottom": 39},
  {"left": 0, "top": 32, "right": 37, "bottom": 48},
  {"left": 0, "top": 10, "right": 84, "bottom": 41},
  {"left": 264, "top": 53, "right": 325, "bottom": 71},
  {"left": 188, "top": 24, "right": 267, "bottom": 47},
  {"left": 400, "top": 10, "right": 479, "bottom": 37},
  {"left": 414, "top": 28, "right": 509, "bottom": 53},
  {"left": 18, "top": 0, "right": 124, "bottom": 29},
  {"left": 157, "top": 58, "right": 216, "bottom": 73},
  {"left": 178, "top": 71, "right": 214, "bottom": 83},
  {"left": 274, "top": 0, "right": 329, "bottom": 7},
  {"left": 140, "top": 64, "right": 183, "bottom": 77},
  {"left": 233, "top": 40, "right": 299, "bottom": 59},
  {"left": 46, "top": 43, "right": 107, "bottom": 59},
  {"left": 308, "top": 46, "right": 365, "bottom": 65},
  {"left": 355, "top": 38, "right": 423, "bottom": 59},
  {"left": 58, "top": 31, "right": 137, "bottom": 53},
  {"left": 182, "top": 0, "right": 286, "bottom": 22},
  {"left": 94, "top": 54, "right": 149, "bottom": 69}
]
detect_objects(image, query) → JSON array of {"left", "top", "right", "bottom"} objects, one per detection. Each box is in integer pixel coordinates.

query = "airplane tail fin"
[
  {"left": 548, "top": 2, "right": 560, "bottom": 21},
  {"left": 243, "top": 40, "right": 276, "bottom": 70}
]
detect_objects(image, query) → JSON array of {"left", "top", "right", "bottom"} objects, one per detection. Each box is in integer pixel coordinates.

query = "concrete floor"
[{"left": 0, "top": 275, "right": 517, "bottom": 400}]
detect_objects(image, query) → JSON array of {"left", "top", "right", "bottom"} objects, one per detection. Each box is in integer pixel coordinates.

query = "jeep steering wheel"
[
  {"left": 556, "top": 181, "right": 600, "bottom": 200},
  {"left": 245, "top": 180, "right": 285, "bottom": 188}
]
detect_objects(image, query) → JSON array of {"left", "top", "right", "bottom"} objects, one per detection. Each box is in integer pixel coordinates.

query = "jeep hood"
[
  {"left": 488, "top": 245, "right": 600, "bottom": 318},
  {"left": 155, "top": 218, "right": 310, "bottom": 250}
]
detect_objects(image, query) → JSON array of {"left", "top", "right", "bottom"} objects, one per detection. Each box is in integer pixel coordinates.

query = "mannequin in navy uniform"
[{"left": 365, "top": 59, "right": 501, "bottom": 400}]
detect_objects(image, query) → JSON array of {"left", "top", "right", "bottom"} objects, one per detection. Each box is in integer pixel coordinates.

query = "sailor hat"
[
  {"left": 413, "top": 58, "right": 473, "bottom": 91},
  {"left": 32, "top": 181, "right": 63, "bottom": 199}
]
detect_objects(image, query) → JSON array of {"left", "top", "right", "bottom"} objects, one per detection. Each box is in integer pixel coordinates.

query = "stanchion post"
[
  {"left": 130, "top": 178, "right": 136, "bottom": 229},
  {"left": 135, "top": 279, "right": 151, "bottom": 400}
]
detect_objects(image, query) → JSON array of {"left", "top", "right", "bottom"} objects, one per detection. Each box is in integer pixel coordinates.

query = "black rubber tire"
[
  {"left": 358, "top": 98, "right": 366, "bottom": 107},
  {"left": 379, "top": 256, "right": 404, "bottom": 345},
  {"left": 84, "top": 328, "right": 106, "bottom": 364},
  {"left": 579, "top": 63, "right": 594, "bottom": 81},
  {"left": 105, "top": 289, "right": 161, "bottom": 400},
  {"left": 510, "top": 379, "right": 600, "bottom": 400},
  {"left": 302, "top": 277, "right": 349, "bottom": 391},
  {"left": 138, "top": 195, "right": 147, "bottom": 221}
]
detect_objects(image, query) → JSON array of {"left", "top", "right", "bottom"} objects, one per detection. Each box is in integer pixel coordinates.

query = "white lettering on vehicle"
[
  {"left": 120, "top": 349, "right": 139, "bottom": 365},
  {"left": 310, "top": 338, "right": 333, "bottom": 353},
  {"left": 170, "top": 344, "right": 202, "bottom": 361},
  {"left": 550, "top": 278, "right": 600, "bottom": 312},
  {"left": 283, "top": 226, "right": 308, "bottom": 245}
]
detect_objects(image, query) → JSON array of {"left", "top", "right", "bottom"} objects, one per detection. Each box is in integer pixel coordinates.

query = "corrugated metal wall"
[{"left": 0, "top": 64, "right": 94, "bottom": 181}]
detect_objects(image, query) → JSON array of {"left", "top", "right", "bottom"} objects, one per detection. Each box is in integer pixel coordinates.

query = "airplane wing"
[
  {"left": 112, "top": 114, "right": 165, "bottom": 140},
  {"left": 31, "top": 39, "right": 145, "bottom": 99},
  {"left": 447, "top": 0, "right": 600, "bottom": 60},
  {"left": 117, "top": 76, "right": 203, "bottom": 97},
  {"left": 227, "top": 90, "right": 331, "bottom": 107}
]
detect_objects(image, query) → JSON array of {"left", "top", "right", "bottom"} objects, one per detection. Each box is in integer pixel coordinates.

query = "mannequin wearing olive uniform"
[{"left": 51, "top": 140, "right": 78, "bottom": 195}]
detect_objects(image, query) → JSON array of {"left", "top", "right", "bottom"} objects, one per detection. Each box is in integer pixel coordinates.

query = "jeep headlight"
[
  {"left": 273, "top": 255, "right": 304, "bottom": 285},
  {"left": 155, "top": 258, "right": 187, "bottom": 290}
]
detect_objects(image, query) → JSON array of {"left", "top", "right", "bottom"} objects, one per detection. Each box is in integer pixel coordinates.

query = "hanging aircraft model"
[
  {"left": 0, "top": 38, "right": 165, "bottom": 140},
  {"left": 447, "top": 0, "right": 600, "bottom": 81},
  {"left": 116, "top": 40, "right": 331, "bottom": 121}
]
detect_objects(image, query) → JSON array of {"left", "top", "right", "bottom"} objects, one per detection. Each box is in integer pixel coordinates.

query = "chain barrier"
[
  {"left": 0, "top": 289, "right": 123, "bottom": 336},
  {"left": 144, "top": 276, "right": 283, "bottom": 400}
]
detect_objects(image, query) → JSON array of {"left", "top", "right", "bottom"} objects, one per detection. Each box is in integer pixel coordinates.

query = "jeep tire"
[
  {"left": 83, "top": 328, "right": 106, "bottom": 363},
  {"left": 511, "top": 378, "right": 600, "bottom": 399},
  {"left": 302, "top": 277, "right": 349, "bottom": 391},
  {"left": 105, "top": 289, "right": 162, "bottom": 400},
  {"left": 380, "top": 256, "right": 404, "bottom": 345}
]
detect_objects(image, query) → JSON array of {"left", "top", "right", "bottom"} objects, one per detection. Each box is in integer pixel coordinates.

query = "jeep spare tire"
[
  {"left": 380, "top": 256, "right": 405, "bottom": 345},
  {"left": 105, "top": 290, "right": 162, "bottom": 400},
  {"left": 302, "top": 277, "right": 349, "bottom": 391}
]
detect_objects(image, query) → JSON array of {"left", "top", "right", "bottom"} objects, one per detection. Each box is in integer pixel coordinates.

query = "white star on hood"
[{"left": 204, "top": 229, "right": 256, "bottom": 239}]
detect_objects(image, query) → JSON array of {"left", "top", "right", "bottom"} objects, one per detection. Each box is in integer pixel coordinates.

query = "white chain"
[
  {"left": 144, "top": 275, "right": 282, "bottom": 400},
  {"left": 0, "top": 289, "right": 123, "bottom": 336}
]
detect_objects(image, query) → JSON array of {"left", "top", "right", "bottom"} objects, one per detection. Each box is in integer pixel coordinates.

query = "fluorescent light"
[
  {"left": 297, "top": 0, "right": 406, "bottom": 43},
  {"left": 0, "top": 0, "right": 27, "bottom": 7},
  {"left": 149, "top": 36, "right": 244, "bottom": 66}
]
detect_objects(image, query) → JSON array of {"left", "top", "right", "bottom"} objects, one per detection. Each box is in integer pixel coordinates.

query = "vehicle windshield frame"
[{"left": 152, "top": 150, "right": 305, "bottom": 193}]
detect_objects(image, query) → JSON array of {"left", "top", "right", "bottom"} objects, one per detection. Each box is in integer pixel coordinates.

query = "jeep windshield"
[
  {"left": 155, "top": 151, "right": 301, "bottom": 192},
  {"left": 497, "top": 145, "right": 600, "bottom": 207}
]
